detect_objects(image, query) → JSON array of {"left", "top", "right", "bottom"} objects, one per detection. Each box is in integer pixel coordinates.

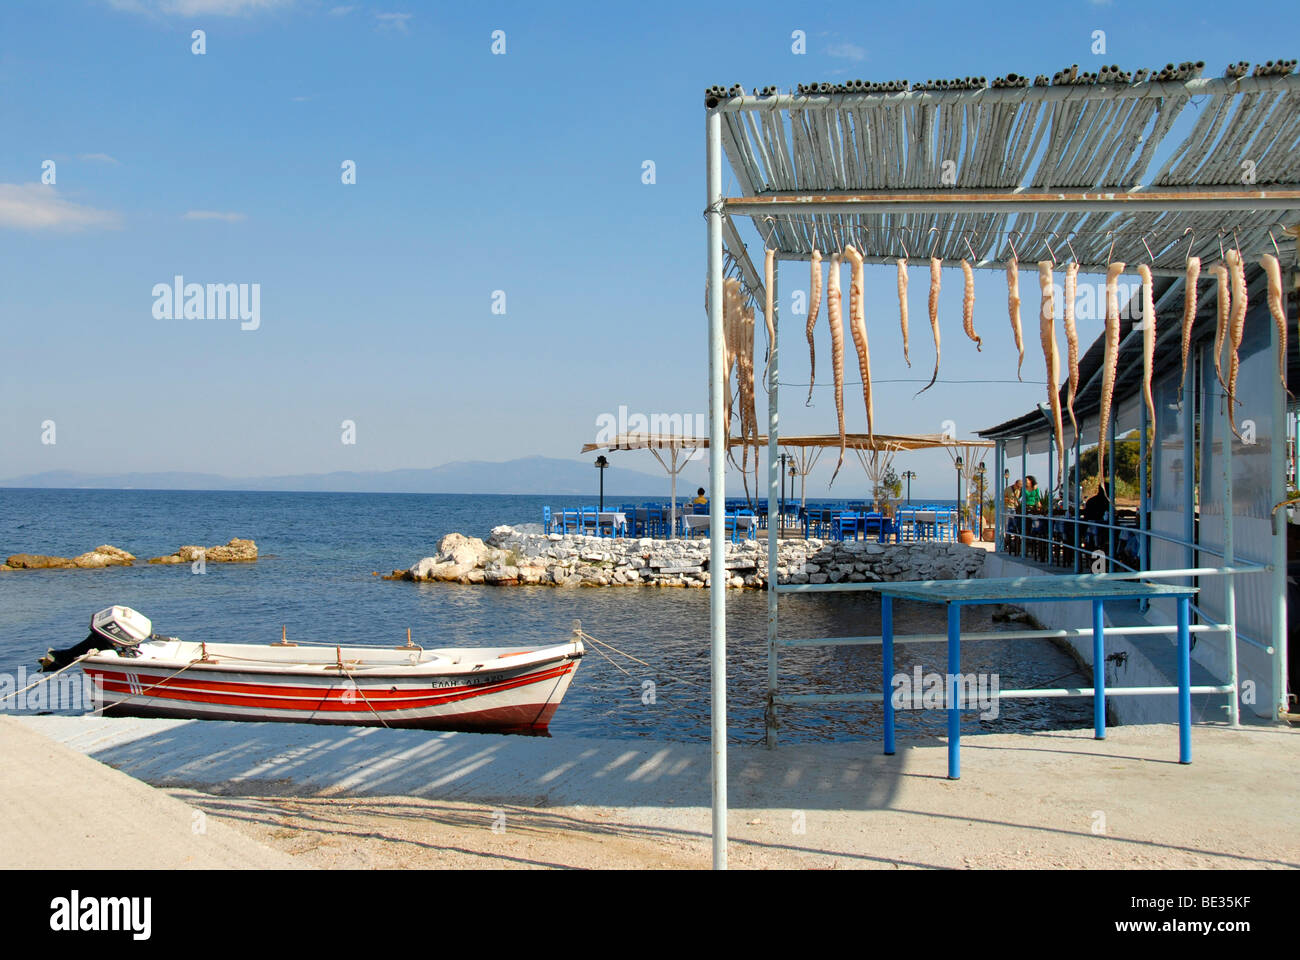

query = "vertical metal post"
[
  {"left": 1046, "top": 431, "right": 1054, "bottom": 565},
  {"left": 1092, "top": 598, "right": 1106, "bottom": 739},
  {"left": 765, "top": 259, "right": 780, "bottom": 749},
  {"left": 705, "top": 109, "right": 728, "bottom": 869},
  {"left": 993, "top": 441, "right": 1004, "bottom": 551},
  {"left": 1271, "top": 308, "right": 1289, "bottom": 722},
  {"left": 1221, "top": 367, "right": 1239, "bottom": 726},
  {"left": 882, "top": 595, "right": 895, "bottom": 755},
  {"left": 1139, "top": 395, "right": 1149, "bottom": 573},
  {"left": 1177, "top": 595, "right": 1192, "bottom": 763},
  {"left": 1074, "top": 428, "right": 1082, "bottom": 573},
  {"left": 1020, "top": 436, "right": 1028, "bottom": 558},
  {"left": 1183, "top": 362, "right": 1196, "bottom": 574},
  {"left": 1108, "top": 414, "right": 1117, "bottom": 570},
  {"left": 946, "top": 602, "right": 961, "bottom": 780}
]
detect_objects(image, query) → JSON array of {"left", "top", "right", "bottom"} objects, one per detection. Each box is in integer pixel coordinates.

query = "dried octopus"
[
  {"left": 805, "top": 249, "right": 822, "bottom": 405},
  {"left": 916, "top": 257, "right": 942, "bottom": 396},
  {"left": 1138, "top": 263, "right": 1157, "bottom": 431},
  {"left": 827, "top": 253, "right": 847, "bottom": 483},
  {"left": 1262, "top": 253, "right": 1288, "bottom": 395},
  {"left": 961, "top": 259, "right": 981, "bottom": 350},
  {"left": 1179, "top": 256, "right": 1201, "bottom": 390},
  {"left": 844, "top": 244, "right": 873, "bottom": 444},
  {"left": 1039, "top": 261, "right": 1064, "bottom": 484},
  {"left": 1007, "top": 258, "right": 1025, "bottom": 380},
  {"left": 1063, "top": 262, "right": 1080, "bottom": 445},
  {"left": 1098, "top": 261, "right": 1126, "bottom": 481},
  {"left": 897, "top": 257, "right": 911, "bottom": 367}
]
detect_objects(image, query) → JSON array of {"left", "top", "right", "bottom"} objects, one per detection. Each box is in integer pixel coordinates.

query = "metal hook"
[
  {"left": 1181, "top": 227, "right": 1196, "bottom": 265},
  {"left": 1064, "top": 231, "right": 1079, "bottom": 266},
  {"left": 1269, "top": 228, "right": 1282, "bottom": 259},
  {"left": 928, "top": 225, "right": 941, "bottom": 259},
  {"left": 761, "top": 215, "right": 779, "bottom": 250},
  {"left": 898, "top": 227, "right": 911, "bottom": 260},
  {"left": 1043, "top": 232, "right": 1059, "bottom": 266},
  {"left": 1008, "top": 230, "right": 1022, "bottom": 262},
  {"left": 1105, "top": 230, "right": 1116, "bottom": 266},
  {"left": 1217, "top": 230, "right": 1226, "bottom": 262},
  {"left": 964, "top": 232, "right": 977, "bottom": 263},
  {"left": 1140, "top": 232, "right": 1155, "bottom": 265}
]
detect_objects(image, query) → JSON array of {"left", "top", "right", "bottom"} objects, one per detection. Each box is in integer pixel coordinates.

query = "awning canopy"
[
  {"left": 711, "top": 63, "right": 1300, "bottom": 279},
  {"left": 583, "top": 432, "right": 992, "bottom": 453}
]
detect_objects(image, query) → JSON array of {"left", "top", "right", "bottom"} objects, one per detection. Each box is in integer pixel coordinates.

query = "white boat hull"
[{"left": 81, "top": 638, "right": 584, "bottom": 735}]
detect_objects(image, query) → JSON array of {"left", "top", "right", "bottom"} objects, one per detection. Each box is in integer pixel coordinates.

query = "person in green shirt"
[{"left": 1023, "top": 475, "right": 1042, "bottom": 511}]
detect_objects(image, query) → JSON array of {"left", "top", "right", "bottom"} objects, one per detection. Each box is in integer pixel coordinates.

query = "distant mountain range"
[{"left": 0, "top": 456, "right": 686, "bottom": 496}]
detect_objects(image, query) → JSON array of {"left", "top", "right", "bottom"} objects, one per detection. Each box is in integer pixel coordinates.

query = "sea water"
[{"left": 0, "top": 488, "right": 1089, "bottom": 742}]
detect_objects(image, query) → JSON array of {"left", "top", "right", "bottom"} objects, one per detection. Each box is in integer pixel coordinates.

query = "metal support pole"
[
  {"left": 1178, "top": 595, "right": 1192, "bottom": 763},
  {"left": 947, "top": 602, "right": 961, "bottom": 780},
  {"left": 994, "top": 441, "right": 1004, "bottom": 551},
  {"left": 1108, "top": 414, "right": 1117, "bottom": 571},
  {"left": 705, "top": 108, "right": 728, "bottom": 869},
  {"left": 1047, "top": 432, "right": 1054, "bottom": 565},
  {"left": 765, "top": 259, "right": 780, "bottom": 748},
  {"left": 1140, "top": 394, "right": 1149, "bottom": 573},
  {"left": 1021, "top": 436, "right": 1028, "bottom": 558},
  {"left": 1074, "top": 428, "right": 1082, "bottom": 573},
  {"left": 1222, "top": 368, "right": 1239, "bottom": 726},
  {"left": 1271, "top": 309, "right": 1290, "bottom": 721},
  {"left": 882, "top": 595, "right": 895, "bottom": 755},
  {"left": 1183, "top": 365, "right": 1196, "bottom": 575},
  {"left": 1093, "top": 599, "right": 1106, "bottom": 739}
]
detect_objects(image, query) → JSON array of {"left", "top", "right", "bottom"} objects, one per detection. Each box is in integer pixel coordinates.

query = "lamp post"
[
  {"left": 976, "top": 463, "right": 987, "bottom": 539},
  {"left": 902, "top": 470, "right": 916, "bottom": 504},
  {"left": 594, "top": 455, "right": 609, "bottom": 511},
  {"left": 788, "top": 465, "right": 797, "bottom": 531},
  {"left": 954, "top": 456, "right": 965, "bottom": 536},
  {"left": 777, "top": 452, "right": 792, "bottom": 529}
]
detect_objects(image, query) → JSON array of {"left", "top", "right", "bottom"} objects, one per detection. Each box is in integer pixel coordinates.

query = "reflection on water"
[{"left": 0, "top": 489, "right": 1091, "bottom": 743}]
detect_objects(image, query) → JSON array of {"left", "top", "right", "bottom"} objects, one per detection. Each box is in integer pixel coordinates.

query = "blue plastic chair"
[
  {"left": 542, "top": 506, "right": 552, "bottom": 534},
  {"left": 835, "top": 512, "right": 859, "bottom": 541}
]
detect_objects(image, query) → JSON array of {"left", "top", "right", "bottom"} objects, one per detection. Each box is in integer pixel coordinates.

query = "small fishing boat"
[{"left": 40, "top": 606, "right": 584, "bottom": 735}]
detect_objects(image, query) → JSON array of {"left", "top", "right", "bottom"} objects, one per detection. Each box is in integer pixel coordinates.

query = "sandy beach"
[{"left": 10, "top": 715, "right": 1297, "bottom": 870}]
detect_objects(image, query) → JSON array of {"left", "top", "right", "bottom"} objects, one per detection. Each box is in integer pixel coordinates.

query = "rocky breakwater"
[
  {"left": 2, "top": 545, "right": 137, "bottom": 570},
  {"left": 148, "top": 538, "right": 258, "bottom": 564},
  {"left": 2, "top": 538, "right": 258, "bottom": 570},
  {"left": 390, "top": 526, "right": 985, "bottom": 589}
]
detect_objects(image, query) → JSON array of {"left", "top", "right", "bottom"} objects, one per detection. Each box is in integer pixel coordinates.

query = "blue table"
[{"left": 871, "top": 575, "right": 1199, "bottom": 779}]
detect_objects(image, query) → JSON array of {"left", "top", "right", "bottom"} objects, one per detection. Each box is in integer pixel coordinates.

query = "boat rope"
[
  {"left": 92, "top": 657, "right": 206, "bottom": 716},
  {"left": 0, "top": 653, "right": 92, "bottom": 706},
  {"left": 575, "top": 628, "right": 708, "bottom": 695},
  {"left": 336, "top": 662, "right": 391, "bottom": 729}
]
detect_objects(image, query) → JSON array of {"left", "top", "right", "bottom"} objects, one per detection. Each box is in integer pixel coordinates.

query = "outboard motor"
[{"left": 39, "top": 606, "right": 153, "bottom": 671}]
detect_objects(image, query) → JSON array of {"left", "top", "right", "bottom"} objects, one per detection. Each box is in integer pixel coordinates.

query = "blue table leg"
[
  {"left": 882, "top": 595, "right": 895, "bottom": 756},
  {"left": 1177, "top": 595, "right": 1192, "bottom": 764},
  {"left": 1093, "top": 598, "right": 1106, "bottom": 739},
  {"left": 947, "top": 602, "right": 960, "bottom": 780}
]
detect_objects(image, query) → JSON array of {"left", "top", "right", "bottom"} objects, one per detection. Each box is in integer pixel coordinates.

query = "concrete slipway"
[{"left": 6, "top": 714, "right": 1299, "bottom": 869}]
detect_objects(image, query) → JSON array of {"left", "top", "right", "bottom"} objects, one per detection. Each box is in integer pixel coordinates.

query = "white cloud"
[
  {"left": 329, "top": 4, "right": 355, "bottom": 13},
  {"left": 80, "top": 153, "right": 121, "bottom": 164},
  {"left": 374, "top": 11, "right": 411, "bottom": 31},
  {"left": 826, "top": 42, "right": 866, "bottom": 62},
  {"left": 107, "top": 0, "right": 293, "bottom": 16},
  {"left": 183, "top": 210, "right": 247, "bottom": 222},
  {"left": 0, "top": 183, "right": 120, "bottom": 231}
]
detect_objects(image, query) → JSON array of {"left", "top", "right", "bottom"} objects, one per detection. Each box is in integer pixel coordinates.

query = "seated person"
[{"left": 692, "top": 487, "right": 707, "bottom": 505}]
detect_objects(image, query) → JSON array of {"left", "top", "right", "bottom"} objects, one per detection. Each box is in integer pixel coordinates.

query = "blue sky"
[{"left": 0, "top": 0, "right": 1289, "bottom": 498}]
